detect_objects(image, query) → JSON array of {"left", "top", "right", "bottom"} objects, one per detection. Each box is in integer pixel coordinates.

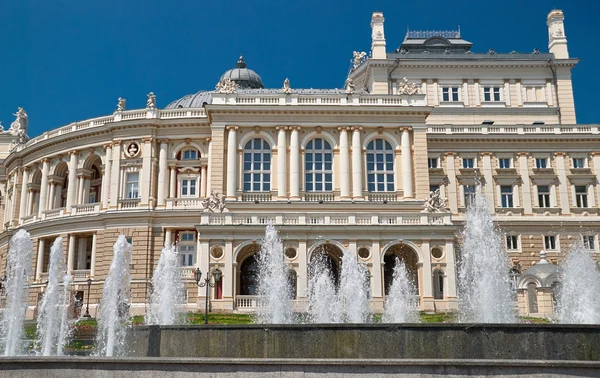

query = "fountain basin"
[{"left": 126, "top": 323, "right": 600, "bottom": 360}]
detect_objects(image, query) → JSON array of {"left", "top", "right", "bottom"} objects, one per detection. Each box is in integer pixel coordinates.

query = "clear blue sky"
[{"left": 1, "top": 0, "right": 598, "bottom": 137}]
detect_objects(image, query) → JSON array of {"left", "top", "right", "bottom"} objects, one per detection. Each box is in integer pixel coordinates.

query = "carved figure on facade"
[
  {"left": 146, "top": 92, "right": 157, "bottom": 109},
  {"left": 352, "top": 51, "right": 367, "bottom": 69},
  {"left": 282, "top": 78, "right": 292, "bottom": 94},
  {"left": 6, "top": 107, "right": 30, "bottom": 143},
  {"left": 124, "top": 141, "right": 141, "bottom": 158},
  {"left": 215, "top": 79, "right": 239, "bottom": 94},
  {"left": 345, "top": 78, "right": 356, "bottom": 94},
  {"left": 116, "top": 97, "right": 126, "bottom": 112},
  {"left": 201, "top": 191, "right": 226, "bottom": 213},
  {"left": 423, "top": 188, "right": 447, "bottom": 213},
  {"left": 397, "top": 77, "right": 420, "bottom": 96}
]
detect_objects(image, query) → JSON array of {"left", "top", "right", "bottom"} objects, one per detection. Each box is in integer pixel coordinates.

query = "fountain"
[
  {"left": 339, "top": 250, "right": 370, "bottom": 323},
  {"left": 0, "top": 229, "right": 34, "bottom": 356},
  {"left": 556, "top": 241, "right": 600, "bottom": 324},
  {"left": 146, "top": 245, "right": 184, "bottom": 326},
  {"left": 383, "top": 258, "right": 419, "bottom": 323},
  {"left": 458, "top": 186, "right": 517, "bottom": 323},
  {"left": 308, "top": 256, "right": 342, "bottom": 323},
  {"left": 256, "top": 224, "right": 293, "bottom": 324},
  {"left": 36, "top": 237, "right": 73, "bottom": 356},
  {"left": 95, "top": 235, "right": 132, "bottom": 357}
]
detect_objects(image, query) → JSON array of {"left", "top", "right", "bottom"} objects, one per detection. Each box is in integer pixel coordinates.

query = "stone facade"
[{"left": 0, "top": 9, "right": 598, "bottom": 319}]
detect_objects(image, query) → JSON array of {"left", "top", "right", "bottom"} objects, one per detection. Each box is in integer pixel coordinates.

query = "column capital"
[
  {"left": 590, "top": 151, "right": 600, "bottom": 157},
  {"left": 112, "top": 139, "right": 122, "bottom": 147},
  {"left": 40, "top": 158, "right": 50, "bottom": 163},
  {"left": 159, "top": 139, "right": 169, "bottom": 145},
  {"left": 205, "top": 137, "right": 212, "bottom": 142},
  {"left": 22, "top": 166, "right": 30, "bottom": 173},
  {"left": 553, "top": 151, "right": 567, "bottom": 157},
  {"left": 516, "top": 152, "right": 530, "bottom": 157},
  {"left": 169, "top": 164, "right": 177, "bottom": 169},
  {"left": 399, "top": 126, "right": 413, "bottom": 132},
  {"left": 444, "top": 152, "right": 457, "bottom": 157},
  {"left": 350, "top": 126, "right": 363, "bottom": 132},
  {"left": 103, "top": 143, "right": 112, "bottom": 150},
  {"left": 142, "top": 137, "right": 153, "bottom": 144},
  {"left": 226, "top": 126, "right": 239, "bottom": 131},
  {"left": 480, "top": 152, "right": 494, "bottom": 157},
  {"left": 338, "top": 126, "right": 351, "bottom": 132},
  {"left": 69, "top": 150, "right": 79, "bottom": 156}
]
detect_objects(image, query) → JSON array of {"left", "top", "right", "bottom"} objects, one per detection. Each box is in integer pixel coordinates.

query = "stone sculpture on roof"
[
  {"left": 116, "top": 97, "right": 126, "bottom": 112},
  {"left": 352, "top": 51, "right": 367, "bottom": 69},
  {"left": 282, "top": 78, "right": 292, "bottom": 94},
  {"left": 7, "top": 107, "right": 29, "bottom": 143},
  {"left": 146, "top": 92, "right": 157, "bottom": 109},
  {"left": 423, "top": 188, "right": 447, "bottom": 213},
  {"left": 345, "top": 78, "right": 356, "bottom": 94},
  {"left": 398, "top": 77, "right": 420, "bottom": 96},
  {"left": 215, "top": 79, "right": 239, "bottom": 94}
]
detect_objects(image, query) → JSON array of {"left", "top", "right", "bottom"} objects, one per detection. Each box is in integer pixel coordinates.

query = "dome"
[
  {"left": 518, "top": 251, "right": 561, "bottom": 288},
  {"left": 165, "top": 91, "right": 212, "bottom": 109},
  {"left": 219, "top": 56, "right": 264, "bottom": 89}
]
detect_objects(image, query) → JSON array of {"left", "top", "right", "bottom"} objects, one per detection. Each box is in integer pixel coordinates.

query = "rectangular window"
[
  {"left": 573, "top": 158, "right": 585, "bottom": 169},
  {"left": 484, "top": 87, "right": 501, "bottom": 102},
  {"left": 179, "top": 232, "right": 196, "bottom": 267},
  {"left": 464, "top": 185, "right": 476, "bottom": 207},
  {"left": 535, "top": 158, "right": 548, "bottom": 169},
  {"left": 442, "top": 87, "right": 460, "bottom": 102},
  {"left": 501, "top": 186, "right": 514, "bottom": 208},
  {"left": 181, "top": 179, "right": 197, "bottom": 197},
  {"left": 583, "top": 235, "right": 596, "bottom": 250},
  {"left": 575, "top": 185, "right": 588, "bottom": 208},
  {"left": 428, "top": 158, "right": 439, "bottom": 169},
  {"left": 544, "top": 235, "right": 557, "bottom": 251},
  {"left": 537, "top": 185, "right": 551, "bottom": 207},
  {"left": 180, "top": 232, "right": 194, "bottom": 241},
  {"left": 182, "top": 150, "right": 198, "bottom": 160},
  {"left": 125, "top": 172, "right": 139, "bottom": 199},
  {"left": 462, "top": 158, "right": 474, "bottom": 169},
  {"left": 498, "top": 158, "right": 511, "bottom": 169},
  {"left": 506, "top": 235, "right": 518, "bottom": 251}
]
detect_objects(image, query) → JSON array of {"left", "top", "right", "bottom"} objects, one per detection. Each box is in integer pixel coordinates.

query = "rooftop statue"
[
  {"left": 146, "top": 92, "right": 157, "bottom": 109},
  {"left": 345, "top": 78, "right": 356, "bottom": 94},
  {"left": 282, "top": 78, "right": 292, "bottom": 94},
  {"left": 398, "top": 77, "right": 420, "bottom": 96},
  {"left": 215, "top": 79, "right": 239, "bottom": 94},
  {"left": 8, "top": 107, "right": 29, "bottom": 143},
  {"left": 423, "top": 188, "right": 447, "bottom": 213},
  {"left": 116, "top": 97, "right": 126, "bottom": 112},
  {"left": 352, "top": 51, "right": 367, "bottom": 69}
]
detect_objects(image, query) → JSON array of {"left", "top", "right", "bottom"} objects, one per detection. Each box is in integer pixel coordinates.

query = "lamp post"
[
  {"left": 83, "top": 277, "right": 92, "bottom": 318},
  {"left": 194, "top": 267, "right": 222, "bottom": 324}
]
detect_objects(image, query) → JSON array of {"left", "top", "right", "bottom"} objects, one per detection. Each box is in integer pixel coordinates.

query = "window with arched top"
[
  {"left": 367, "top": 139, "right": 394, "bottom": 192},
  {"left": 243, "top": 139, "right": 271, "bottom": 192},
  {"left": 433, "top": 270, "right": 444, "bottom": 299},
  {"left": 305, "top": 138, "right": 333, "bottom": 192}
]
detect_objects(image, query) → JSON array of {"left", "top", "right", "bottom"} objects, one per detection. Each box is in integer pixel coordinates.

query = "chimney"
[
  {"left": 371, "top": 12, "right": 386, "bottom": 59},
  {"left": 547, "top": 9, "right": 569, "bottom": 59}
]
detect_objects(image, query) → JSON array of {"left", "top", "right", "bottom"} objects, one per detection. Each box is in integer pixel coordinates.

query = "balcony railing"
[
  {"left": 72, "top": 203, "right": 100, "bottom": 215},
  {"left": 42, "top": 207, "right": 65, "bottom": 220},
  {"left": 241, "top": 192, "right": 271, "bottom": 202},
  {"left": 118, "top": 198, "right": 140, "bottom": 210},
  {"left": 166, "top": 197, "right": 204, "bottom": 209},
  {"left": 72, "top": 269, "right": 90, "bottom": 281},
  {"left": 427, "top": 124, "right": 600, "bottom": 135},
  {"left": 304, "top": 192, "right": 335, "bottom": 202},
  {"left": 179, "top": 267, "right": 196, "bottom": 280},
  {"left": 366, "top": 192, "right": 398, "bottom": 202}
]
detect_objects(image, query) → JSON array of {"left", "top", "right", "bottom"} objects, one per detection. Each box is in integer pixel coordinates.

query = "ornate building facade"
[{"left": 0, "top": 10, "right": 597, "bottom": 318}]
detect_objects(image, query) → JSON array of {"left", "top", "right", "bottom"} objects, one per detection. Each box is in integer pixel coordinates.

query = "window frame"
[
  {"left": 572, "top": 158, "right": 586, "bottom": 169},
  {"left": 428, "top": 157, "right": 439, "bottom": 169},
  {"left": 366, "top": 139, "right": 395, "bottom": 192},
  {"left": 535, "top": 157, "right": 549, "bottom": 169},
  {"left": 500, "top": 185, "right": 514, "bottom": 208},
  {"left": 442, "top": 86, "right": 460, "bottom": 102},
  {"left": 575, "top": 185, "right": 588, "bottom": 208},
  {"left": 181, "top": 148, "right": 199, "bottom": 161},
  {"left": 498, "top": 158, "right": 512, "bottom": 169},
  {"left": 506, "top": 235, "right": 519, "bottom": 251},
  {"left": 462, "top": 157, "right": 475, "bottom": 169},
  {"left": 178, "top": 231, "right": 196, "bottom": 267},
  {"left": 243, "top": 138, "right": 272, "bottom": 192},
  {"left": 483, "top": 86, "right": 502, "bottom": 102},
  {"left": 305, "top": 138, "right": 333, "bottom": 192},
  {"left": 463, "top": 185, "right": 476, "bottom": 207},
  {"left": 125, "top": 172, "right": 139, "bottom": 199},
  {"left": 537, "top": 185, "right": 551, "bottom": 208},
  {"left": 544, "top": 235, "right": 558, "bottom": 251},
  {"left": 583, "top": 235, "right": 596, "bottom": 251}
]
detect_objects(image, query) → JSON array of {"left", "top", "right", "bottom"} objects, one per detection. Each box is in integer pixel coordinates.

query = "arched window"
[
  {"left": 305, "top": 138, "right": 332, "bottom": 192},
  {"left": 433, "top": 270, "right": 444, "bottom": 299},
  {"left": 243, "top": 139, "right": 271, "bottom": 192},
  {"left": 367, "top": 139, "right": 394, "bottom": 192},
  {"left": 240, "top": 255, "right": 259, "bottom": 295},
  {"left": 179, "top": 148, "right": 199, "bottom": 160}
]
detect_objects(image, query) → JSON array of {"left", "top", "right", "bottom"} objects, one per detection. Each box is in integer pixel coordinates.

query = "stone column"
[
  {"left": 206, "top": 137, "right": 213, "bottom": 194},
  {"left": 19, "top": 168, "right": 29, "bottom": 219},
  {"left": 277, "top": 127, "right": 287, "bottom": 199},
  {"left": 297, "top": 240, "right": 308, "bottom": 299},
  {"left": 200, "top": 165, "right": 207, "bottom": 198},
  {"left": 421, "top": 240, "right": 434, "bottom": 311},
  {"left": 157, "top": 140, "right": 168, "bottom": 207},
  {"left": 226, "top": 126, "right": 238, "bottom": 199},
  {"left": 77, "top": 174, "right": 85, "bottom": 205},
  {"left": 27, "top": 189, "right": 34, "bottom": 215},
  {"left": 198, "top": 239, "right": 210, "bottom": 300},
  {"left": 77, "top": 237, "right": 87, "bottom": 270},
  {"left": 554, "top": 152, "right": 570, "bottom": 214},
  {"left": 66, "top": 151, "right": 78, "bottom": 212},
  {"left": 101, "top": 144, "right": 112, "bottom": 209},
  {"left": 289, "top": 127, "right": 300, "bottom": 200},
  {"left": 38, "top": 159, "right": 50, "bottom": 216},
  {"left": 223, "top": 240, "right": 234, "bottom": 309},
  {"left": 35, "top": 238, "right": 45, "bottom": 281},
  {"left": 47, "top": 182, "right": 56, "bottom": 210},
  {"left": 481, "top": 153, "right": 495, "bottom": 213},
  {"left": 445, "top": 239, "right": 457, "bottom": 298},
  {"left": 351, "top": 127, "right": 363, "bottom": 199},
  {"left": 339, "top": 127, "right": 350, "bottom": 199},
  {"left": 164, "top": 229, "right": 173, "bottom": 248},
  {"left": 109, "top": 142, "right": 121, "bottom": 209},
  {"left": 371, "top": 240, "right": 382, "bottom": 298},
  {"left": 518, "top": 153, "right": 533, "bottom": 214},
  {"left": 593, "top": 153, "right": 600, "bottom": 207},
  {"left": 445, "top": 153, "right": 458, "bottom": 213},
  {"left": 169, "top": 165, "right": 177, "bottom": 198},
  {"left": 67, "top": 235, "right": 76, "bottom": 274},
  {"left": 400, "top": 127, "right": 414, "bottom": 198},
  {"left": 140, "top": 137, "right": 153, "bottom": 206},
  {"left": 90, "top": 233, "right": 97, "bottom": 277}
]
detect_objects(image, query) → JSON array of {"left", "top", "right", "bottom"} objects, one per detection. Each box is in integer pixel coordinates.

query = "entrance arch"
[
  {"left": 382, "top": 243, "right": 420, "bottom": 296},
  {"left": 236, "top": 243, "right": 261, "bottom": 296},
  {"left": 309, "top": 242, "right": 343, "bottom": 288}
]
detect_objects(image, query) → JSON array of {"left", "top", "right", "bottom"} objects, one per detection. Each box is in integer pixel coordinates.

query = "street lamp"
[
  {"left": 84, "top": 278, "right": 92, "bottom": 318},
  {"left": 194, "top": 267, "right": 222, "bottom": 324}
]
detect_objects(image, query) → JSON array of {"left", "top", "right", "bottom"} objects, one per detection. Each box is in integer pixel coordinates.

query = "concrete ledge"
[{"left": 0, "top": 357, "right": 599, "bottom": 378}]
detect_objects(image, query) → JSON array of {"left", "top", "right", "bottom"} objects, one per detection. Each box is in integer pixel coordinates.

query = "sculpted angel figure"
[
  {"left": 397, "top": 77, "right": 419, "bottom": 96},
  {"left": 215, "top": 79, "right": 239, "bottom": 94},
  {"left": 345, "top": 78, "right": 355, "bottom": 94},
  {"left": 352, "top": 51, "right": 367, "bottom": 69},
  {"left": 9, "top": 107, "right": 29, "bottom": 137}
]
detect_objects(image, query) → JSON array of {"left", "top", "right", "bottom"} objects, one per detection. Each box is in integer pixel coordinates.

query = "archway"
[
  {"left": 236, "top": 243, "right": 261, "bottom": 296},
  {"left": 383, "top": 243, "right": 419, "bottom": 296},
  {"left": 83, "top": 154, "right": 103, "bottom": 204},
  {"left": 309, "top": 243, "right": 343, "bottom": 288}
]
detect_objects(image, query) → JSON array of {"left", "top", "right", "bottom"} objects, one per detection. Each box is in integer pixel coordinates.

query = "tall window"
[
  {"left": 544, "top": 235, "right": 557, "bottom": 251},
  {"left": 180, "top": 178, "right": 197, "bottom": 197},
  {"left": 179, "top": 232, "right": 196, "bottom": 266},
  {"left": 367, "top": 139, "right": 394, "bottom": 192},
  {"left": 575, "top": 185, "right": 588, "bottom": 208},
  {"left": 572, "top": 158, "right": 585, "bottom": 169},
  {"left": 125, "top": 172, "right": 139, "bottom": 199},
  {"left": 433, "top": 270, "right": 444, "bottom": 300},
  {"left": 506, "top": 235, "right": 518, "bottom": 251},
  {"left": 442, "top": 87, "right": 460, "bottom": 102},
  {"left": 483, "top": 87, "right": 501, "bottom": 102},
  {"left": 464, "top": 185, "right": 476, "bottom": 207},
  {"left": 537, "top": 185, "right": 551, "bottom": 207},
  {"left": 498, "top": 158, "right": 511, "bottom": 169},
  {"left": 583, "top": 235, "right": 596, "bottom": 250},
  {"left": 535, "top": 158, "right": 548, "bottom": 169},
  {"left": 501, "top": 186, "right": 514, "bottom": 208},
  {"left": 243, "top": 139, "right": 271, "bottom": 192},
  {"left": 428, "top": 158, "right": 439, "bottom": 169},
  {"left": 462, "top": 158, "right": 474, "bottom": 169},
  {"left": 305, "top": 138, "right": 333, "bottom": 192}
]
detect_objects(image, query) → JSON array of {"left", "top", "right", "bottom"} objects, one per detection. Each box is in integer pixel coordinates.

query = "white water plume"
[
  {"left": 146, "top": 244, "right": 185, "bottom": 325},
  {"left": 383, "top": 258, "right": 419, "bottom": 323}
]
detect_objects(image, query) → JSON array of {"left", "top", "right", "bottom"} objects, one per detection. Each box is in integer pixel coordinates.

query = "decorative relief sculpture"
[
  {"left": 282, "top": 78, "right": 292, "bottom": 94},
  {"left": 215, "top": 79, "right": 239, "bottom": 94},
  {"left": 201, "top": 191, "right": 226, "bottom": 213},
  {"left": 124, "top": 141, "right": 141, "bottom": 158},
  {"left": 146, "top": 92, "right": 157, "bottom": 109},
  {"left": 397, "top": 77, "right": 420, "bottom": 96},
  {"left": 6, "top": 107, "right": 29, "bottom": 143},
  {"left": 423, "top": 188, "right": 447, "bottom": 213},
  {"left": 351, "top": 51, "right": 367, "bottom": 69},
  {"left": 344, "top": 78, "right": 355, "bottom": 94},
  {"left": 116, "top": 97, "right": 126, "bottom": 112}
]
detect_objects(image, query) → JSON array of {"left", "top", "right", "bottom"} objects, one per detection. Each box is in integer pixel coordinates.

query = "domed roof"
[
  {"left": 165, "top": 91, "right": 213, "bottom": 109},
  {"left": 219, "top": 56, "right": 264, "bottom": 89},
  {"left": 518, "top": 251, "right": 561, "bottom": 288}
]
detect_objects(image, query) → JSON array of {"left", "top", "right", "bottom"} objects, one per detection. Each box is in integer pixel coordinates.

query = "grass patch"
[
  {"left": 420, "top": 312, "right": 457, "bottom": 323},
  {"left": 519, "top": 316, "right": 551, "bottom": 324},
  {"left": 187, "top": 313, "right": 254, "bottom": 325}
]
